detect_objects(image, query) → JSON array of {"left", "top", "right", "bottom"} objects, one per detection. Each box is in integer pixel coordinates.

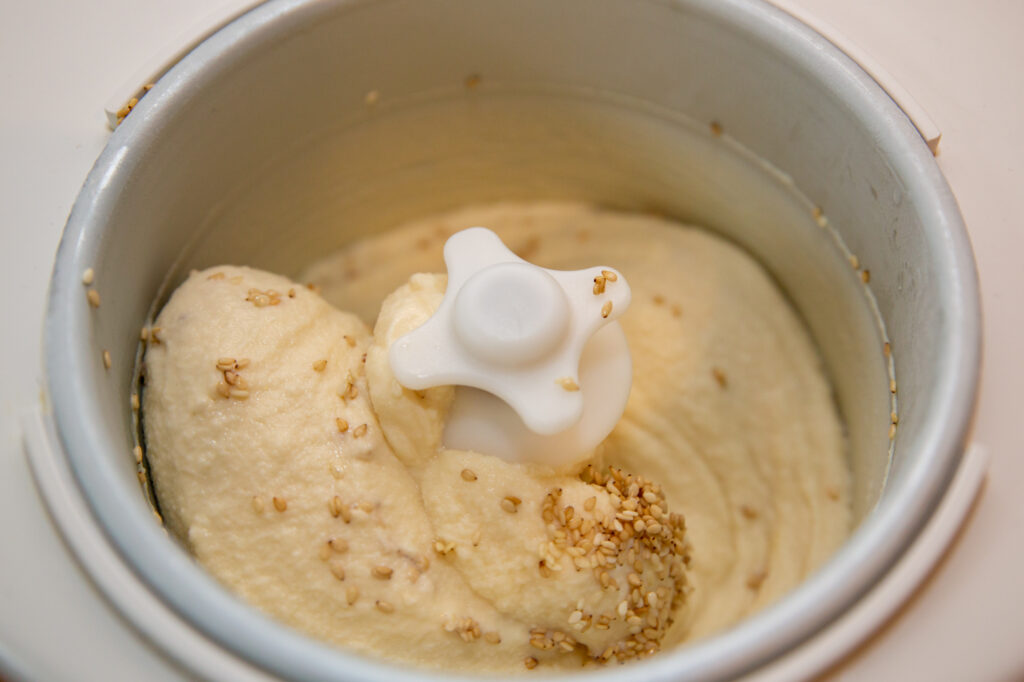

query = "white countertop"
[{"left": 1, "top": 0, "right": 1021, "bottom": 679}]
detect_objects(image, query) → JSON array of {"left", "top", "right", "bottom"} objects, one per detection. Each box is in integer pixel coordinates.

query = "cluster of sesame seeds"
[
  {"left": 245, "top": 288, "right": 283, "bottom": 308},
  {"left": 140, "top": 326, "right": 162, "bottom": 344},
  {"left": 529, "top": 626, "right": 579, "bottom": 654},
  {"left": 592, "top": 269, "right": 617, "bottom": 296},
  {"left": 214, "top": 357, "right": 251, "bottom": 400},
  {"left": 328, "top": 495, "right": 353, "bottom": 522},
  {"left": 532, "top": 465, "right": 691, "bottom": 664},
  {"left": 433, "top": 538, "right": 456, "bottom": 556}
]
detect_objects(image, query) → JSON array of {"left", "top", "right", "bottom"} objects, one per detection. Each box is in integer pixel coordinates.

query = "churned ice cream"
[{"left": 141, "top": 202, "right": 850, "bottom": 672}]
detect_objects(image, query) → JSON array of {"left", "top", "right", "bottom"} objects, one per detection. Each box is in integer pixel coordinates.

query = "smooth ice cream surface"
[{"left": 142, "top": 202, "right": 849, "bottom": 673}]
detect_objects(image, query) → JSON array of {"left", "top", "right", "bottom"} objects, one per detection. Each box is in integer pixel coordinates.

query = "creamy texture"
[
  {"left": 304, "top": 203, "right": 851, "bottom": 642},
  {"left": 143, "top": 202, "right": 849, "bottom": 673}
]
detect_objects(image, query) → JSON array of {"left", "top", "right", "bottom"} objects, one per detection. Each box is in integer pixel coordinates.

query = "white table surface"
[{"left": 1, "top": 1, "right": 1021, "bottom": 680}]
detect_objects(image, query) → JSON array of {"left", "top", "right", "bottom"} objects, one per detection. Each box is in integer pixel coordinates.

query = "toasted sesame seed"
[
  {"left": 353, "top": 423, "right": 368, "bottom": 438},
  {"left": 229, "top": 388, "right": 249, "bottom": 400},
  {"left": 102, "top": 350, "right": 111, "bottom": 369},
  {"left": 313, "top": 359, "right": 328, "bottom": 372},
  {"left": 890, "top": 379, "right": 897, "bottom": 394},
  {"left": 272, "top": 496, "right": 287, "bottom": 512},
  {"left": 328, "top": 537, "right": 349, "bottom": 553},
  {"left": 346, "top": 586, "right": 359, "bottom": 605},
  {"left": 131, "top": 393, "right": 140, "bottom": 410},
  {"left": 329, "top": 563, "right": 346, "bottom": 581},
  {"left": 568, "top": 610, "right": 583, "bottom": 624},
  {"left": 336, "top": 418, "right": 349, "bottom": 433},
  {"left": 461, "top": 468, "right": 478, "bottom": 482},
  {"left": 133, "top": 445, "right": 143, "bottom": 464},
  {"left": 344, "top": 335, "right": 356, "bottom": 347},
  {"left": 501, "top": 496, "right": 521, "bottom": 514},
  {"left": 375, "top": 600, "right": 394, "bottom": 613},
  {"left": 372, "top": 565, "right": 393, "bottom": 580},
  {"left": 740, "top": 504, "right": 758, "bottom": 519},
  {"left": 150, "top": 327, "right": 162, "bottom": 343},
  {"left": 252, "top": 495, "right": 264, "bottom": 513},
  {"left": 216, "top": 357, "right": 235, "bottom": 369},
  {"left": 82, "top": 268, "right": 95, "bottom": 285},
  {"left": 889, "top": 423, "right": 897, "bottom": 439},
  {"left": 484, "top": 631, "right": 501, "bottom": 644},
  {"left": 593, "top": 276, "right": 606, "bottom": 295},
  {"left": 223, "top": 370, "right": 241, "bottom": 386},
  {"left": 710, "top": 120, "right": 723, "bottom": 136},
  {"left": 891, "top": 411, "right": 899, "bottom": 425},
  {"left": 235, "top": 358, "right": 250, "bottom": 369},
  {"left": 524, "top": 657, "right": 538, "bottom": 670},
  {"left": 556, "top": 377, "right": 580, "bottom": 392},
  {"left": 601, "top": 270, "right": 618, "bottom": 282},
  {"left": 584, "top": 496, "right": 597, "bottom": 512},
  {"left": 849, "top": 254, "right": 860, "bottom": 269},
  {"left": 861, "top": 269, "right": 871, "bottom": 284},
  {"left": 601, "top": 301, "right": 613, "bottom": 318},
  {"left": 712, "top": 368, "right": 727, "bottom": 388},
  {"left": 87, "top": 289, "right": 101, "bottom": 308},
  {"left": 328, "top": 496, "right": 344, "bottom": 518},
  {"left": 883, "top": 342, "right": 891, "bottom": 357},
  {"left": 747, "top": 569, "right": 767, "bottom": 590}
]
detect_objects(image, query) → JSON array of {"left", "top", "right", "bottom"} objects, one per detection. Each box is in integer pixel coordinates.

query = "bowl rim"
[{"left": 43, "top": 0, "right": 982, "bottom": 680}]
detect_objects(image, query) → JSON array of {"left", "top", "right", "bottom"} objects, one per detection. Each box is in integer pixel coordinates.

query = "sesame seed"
[
  {"left": 524, "top": 657, "right": 538, "bottom": 670},
  {"left": 849, "top": 254, "right": 860, "bottom": 269},
  {"left": 252, "top": 496, "right": 264, "bottom": 513},
  {"left": 747, "top": 569, "right": 767, "bottom": 590},
  {"left": 501, "top": 496, "right": 521, "bottom": 514},
  {"left": 328, "top": 496, "right": 346, "bottom": 519},
  {"left": 861, "top": 269, "right": 871, "bottom": 284},
  {"left": 229, "top": 389, "right": 249, "bottom": 400},
  {"left": 82, "top": 268, "right": 94, "bottom": 285},
  {"left": 272, "top": 496, "right": 287, "bottom": 512},
  {"left": 346, "top": 586, "right": 359, "bottom": 605},
  {"left": 150, "top": 327, "right": 162, "bottom": 343},
  {"left": 883, "top": 342, "right": 891, "bottom": 357},
  {"left": 223, "top": 370, "right": 241, "bottom": 386},
  {"left": 353, "top": 423, "right": 368, "bottom": 438},
  {"left": 328, "top": 537, "right": 348, "bottom": 553},
  {"left": 484, "top": 631, "right": 501, "bottom": 644},
  {"left": 601, "top": 270, "right": 618, "bottom": 282},
  {"left": 826, "top": 485, "right": 840, "bottom": 501},
  {"left": 140, "top": 327, "right": 149, "bottom": 341},
  {"left": 464, "top": 74, "right": 481, "bottom": 89},
  {"left": 568, "top": 610, "right": 583, "bottom": 624},
  {"left": 207, "top": 272, "right": 225, "bottom": 281},
  {"left": 132, "top": 445, "right": 143, "bottom": 464},
  {"left": 318, "top": 543, "right": 331, "bottom": 562},
  {"left": 891, "top": 411, "right": 899, "bottom": 425},
  {"left": 890, "top": 379, "right": 897, "bottom": 394},
  {"left": 364, "top": 90, "right": 380, "bottom": 105},
  {"left": 216, "top": 357, "right": 235, "bottom": 369},
  {"left": 584, "top": 496, "right": 597, "bottom": 511},
  {"left": 102, "top": 350, "right": 111, "bottom": 369},
  {"left": 313, "top": 359, "right": 328, "bottom": 372},
  {"left": 593, "top": 276, "right": 606, "bottom": 295},
  {"left": 372, "top": 565, "right": 393, "bottom": 580},
  {"left": 710, "top": 120, "right": 723, "bottom": 136},
  {"left": 215, "top": 382, "right": 231, "bottom": 398},
  {"left": 556, "top": 377, "right": 580, "bottom": 391},
  {"left": 712, "top": 368, "right": 727, "bottom": 388},
  {"left": 235, "top": 358, "right": 250, "bottom": 369},
  {"left": 87, "top": 289, "right": 101, "bottom": 308},
  {"left": 740, "top": 504, "right": 758, "bottom": 519},
  {"left": 336, "top": 418, "right": 349, "bottom": 433},
  {"left": 329, "top": 563, "right": 346, "bottom": 581},
  {"left": 375, "top": 600, "right": 394, "bottom": 613},
  {"left": 344, "top": 335, "right": 356, "bottom": 347},
  {"left": 889, "top": 423, "right": 897, "bottom": 439},
  {"left": 131, "top": 393, "right": 140, "bottom": 410},
  {"left": 601, "top": 301, "right": 613, "bottom": 318},
  {"left": 461, "top": 468, "right": 477, "bottom": 482}
]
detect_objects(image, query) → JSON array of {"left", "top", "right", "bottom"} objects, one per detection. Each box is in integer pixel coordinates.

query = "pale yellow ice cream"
[{"left": 142, "top": 202, "right": 849, "bottom": 673}]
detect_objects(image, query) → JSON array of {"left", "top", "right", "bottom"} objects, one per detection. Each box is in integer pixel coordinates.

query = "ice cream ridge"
[{"left": 142, "top": 203, "right": 850, "bottom": 673}]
